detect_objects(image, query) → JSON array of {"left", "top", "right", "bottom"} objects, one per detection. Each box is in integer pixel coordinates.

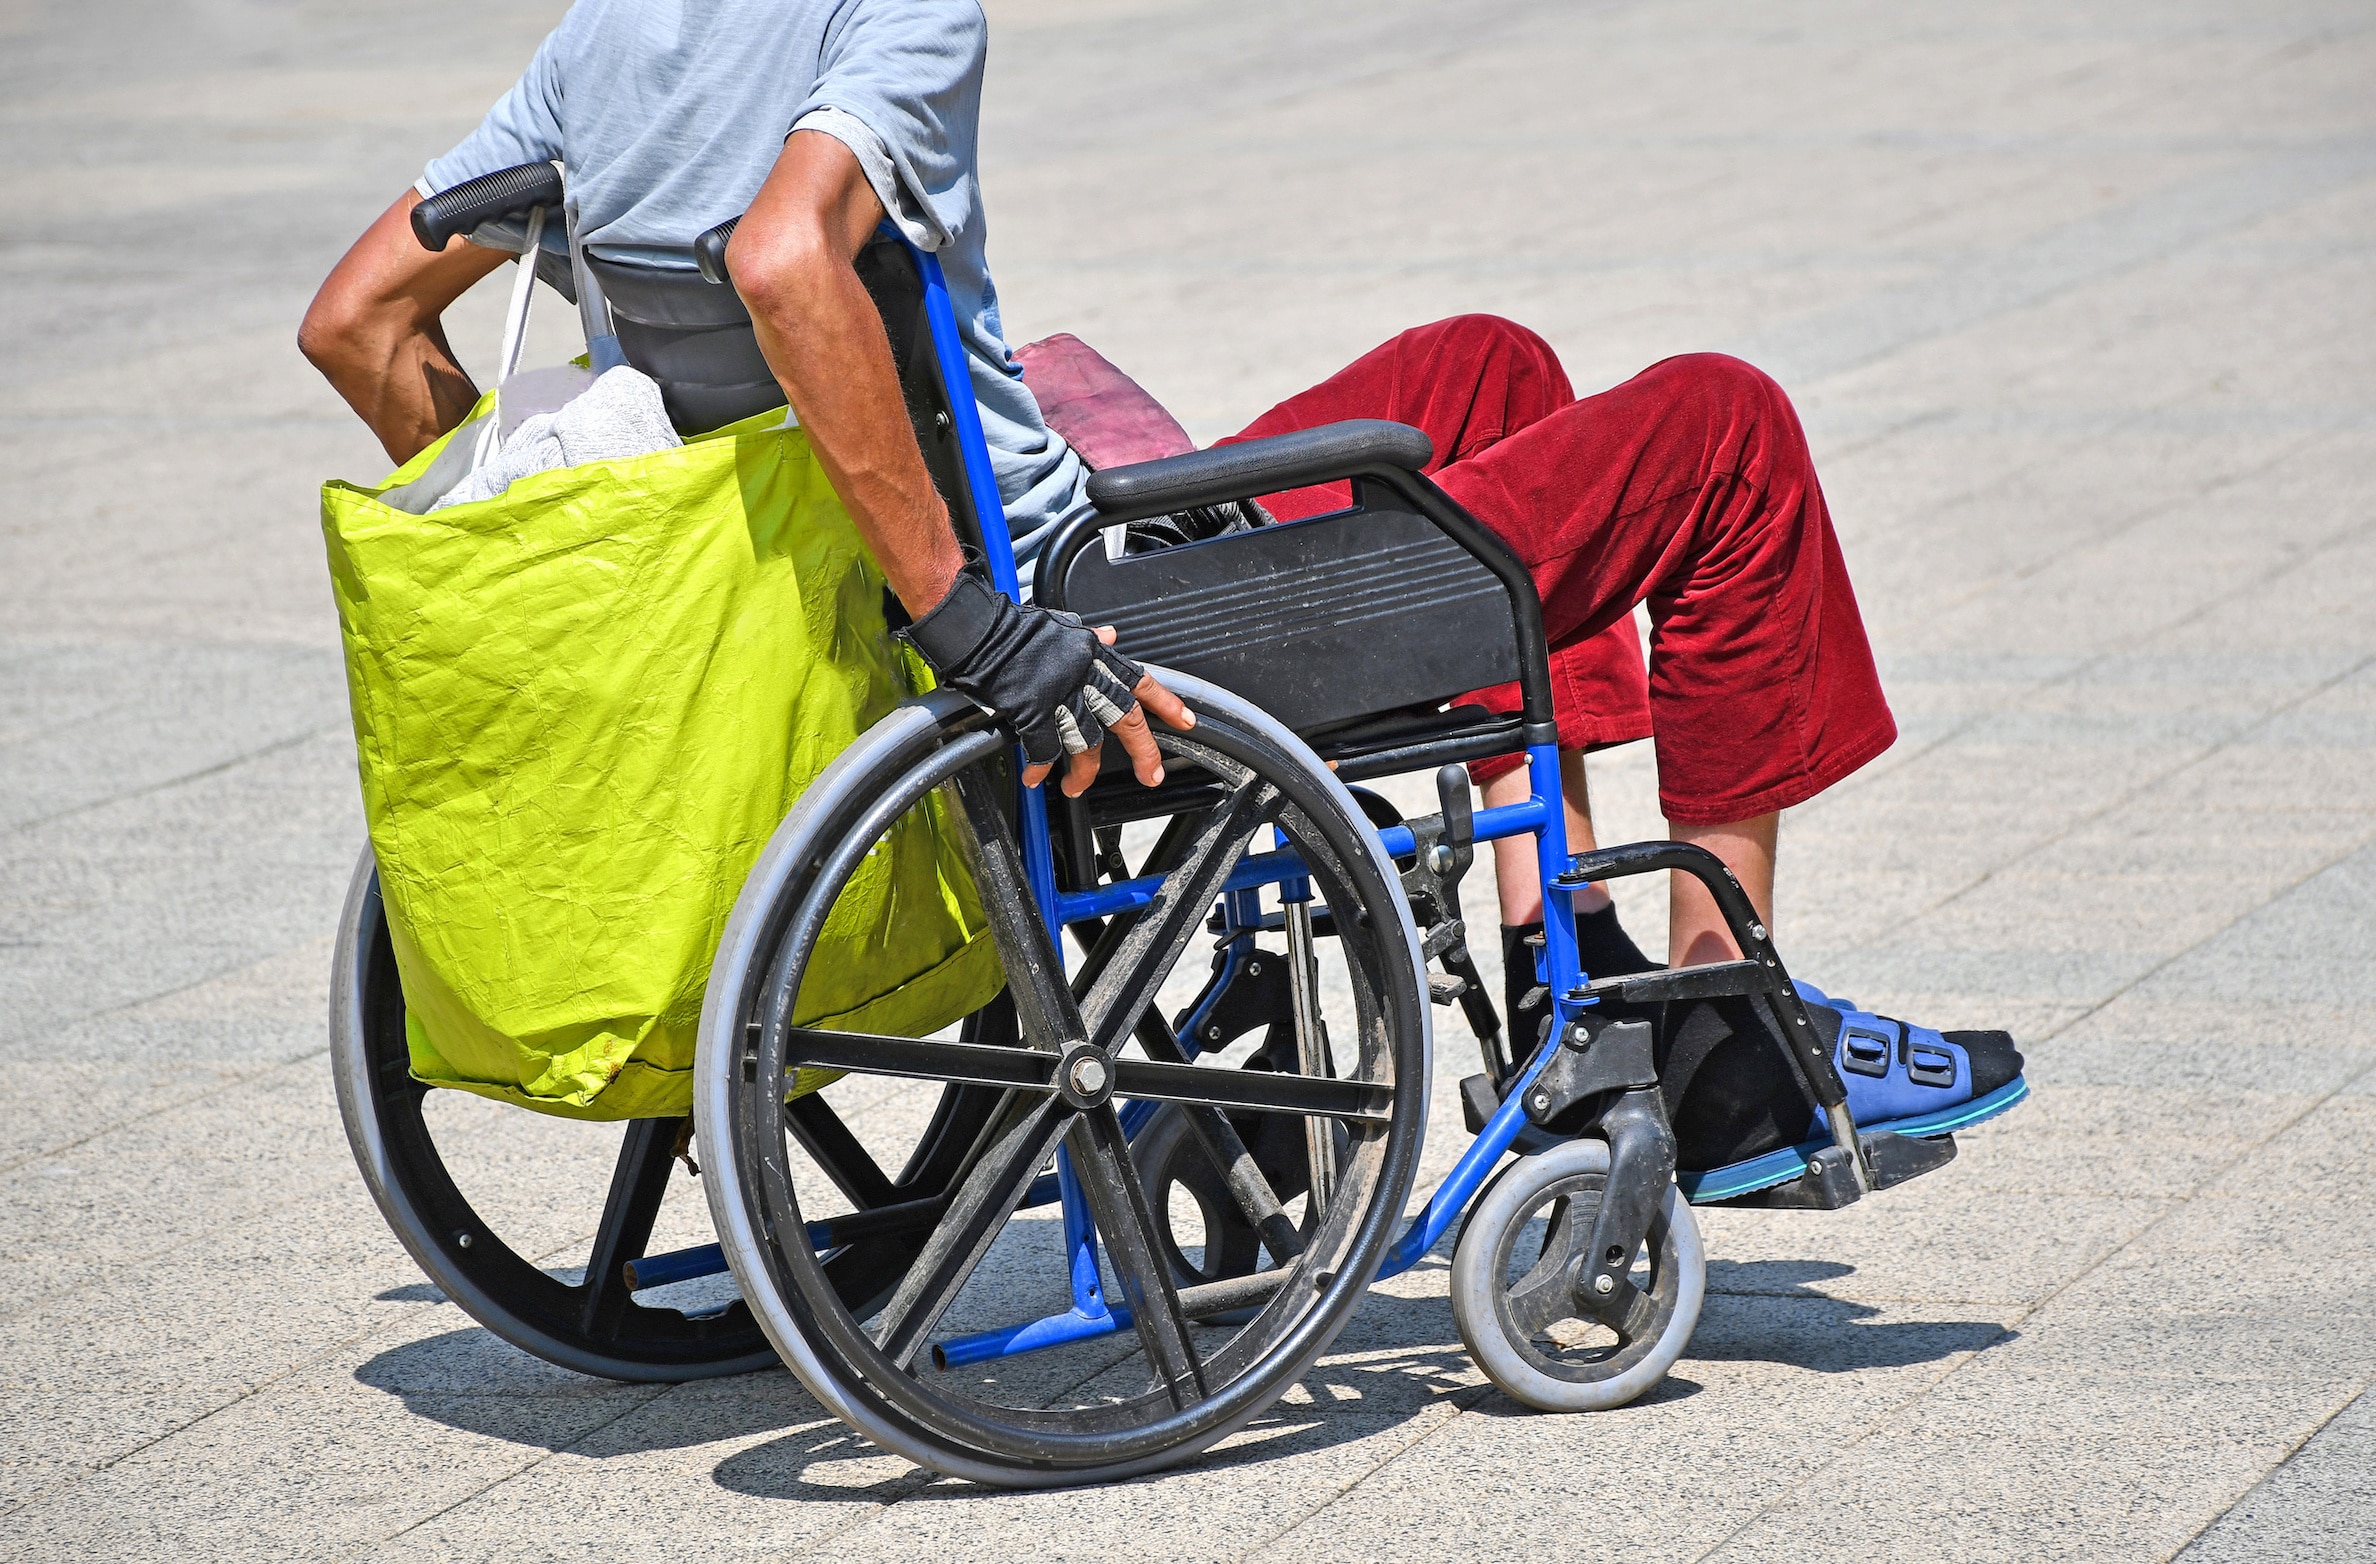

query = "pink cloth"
[{"left": 1013, "top": 333, "right": 1195, "bottom": 470}]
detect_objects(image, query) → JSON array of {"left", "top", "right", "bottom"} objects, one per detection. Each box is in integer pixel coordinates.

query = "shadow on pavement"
[
  {"left": 354, "top": 1257, "right": 2005, "bottom": 1482},
  {"left": 1693, "top": 1258, "right": 2017, "bottom": 1371},
  {"left": 354, "top": 1328, "right": 805, "bottom": 1453},
  {"left": 709, "top": 1352, "right": 1455, "bottom": 1500}
]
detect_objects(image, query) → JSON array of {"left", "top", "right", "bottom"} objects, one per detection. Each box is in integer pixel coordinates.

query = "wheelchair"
[{"left": 332, "top": 163, "right": 2031, "bottom": 1484}]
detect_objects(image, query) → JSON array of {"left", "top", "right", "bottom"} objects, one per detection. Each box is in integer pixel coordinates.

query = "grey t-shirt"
[{"left": 422, "top": 0, "right": 1090, "bottom": 566}]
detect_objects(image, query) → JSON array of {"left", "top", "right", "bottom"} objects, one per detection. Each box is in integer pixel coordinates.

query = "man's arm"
[
  {"left": 727, "top": 131, "right": 964, "bottom": 620},
  {"left": 727, "top": 129, "right": 1189, "bottom": 794},
  {"left": 299, "top": 190, "right": 510, "bottom": 464}
]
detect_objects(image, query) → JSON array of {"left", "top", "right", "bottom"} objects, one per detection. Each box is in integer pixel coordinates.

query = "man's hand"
[
  {"left": 905, "top": 572, "right": 1193, "bottom": 797},
  {"left": 732, "top": 131, "right": 1190, "bottom": 791}
]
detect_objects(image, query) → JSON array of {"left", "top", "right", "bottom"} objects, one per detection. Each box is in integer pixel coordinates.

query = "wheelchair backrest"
[{"left": 585, "top": 238, "right": 992, "bottom": 560}]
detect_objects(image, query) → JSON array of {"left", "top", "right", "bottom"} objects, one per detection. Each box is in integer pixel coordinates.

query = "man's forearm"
[
  {"left": 729, "top": 131, "right": 966, "bottom": 619},
  {"left": 739, "top": 253, "right": 965, "bottom": 615},
  {"left": 301, "top": 191, "right": 510, "bottom": 464}
]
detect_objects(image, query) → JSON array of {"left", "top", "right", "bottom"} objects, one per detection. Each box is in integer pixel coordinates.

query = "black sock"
[
  {"left": 1500, "top": 921, "right": 1549, "bottom": 1072},
  {"left": 1658, "top": 996, "right": 1834, "bottom": 1169},
  {"left": 1501, "top": 903, "right": 1658, "bottom": 1080},
  {"left": 1574, "top": 900, "right": 1657, "bottom": 979}
]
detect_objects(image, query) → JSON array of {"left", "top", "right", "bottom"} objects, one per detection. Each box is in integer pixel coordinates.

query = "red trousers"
[{"left": 1224, "top": 317, "right": 1895, "bottom": 825}]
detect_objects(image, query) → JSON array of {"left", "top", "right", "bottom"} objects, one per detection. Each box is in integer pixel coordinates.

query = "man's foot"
[{"left": 1658, "top": 984, "right": 2025, "bottom": 1171}]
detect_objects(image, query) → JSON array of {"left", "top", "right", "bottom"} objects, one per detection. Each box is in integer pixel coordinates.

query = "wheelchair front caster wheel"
[{"left": 1451, "top": 1138, "right": 1705, "bottom": 1412}]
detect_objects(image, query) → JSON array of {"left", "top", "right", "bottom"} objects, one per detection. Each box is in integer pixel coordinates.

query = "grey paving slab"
[
  {"left": 2180, "top": 1389, "right": 2376, "bottom": 1562},
  {"left": 2, "top": 0, "right": 2373, "bottom": 1558}
]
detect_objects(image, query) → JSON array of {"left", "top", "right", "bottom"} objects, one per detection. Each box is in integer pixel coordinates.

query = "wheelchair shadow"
[
  {"left": 1690, "top": 1259, "right": 2018, "bottom": 1372},
  {"left": 353, "top": 1328, "right": 813, "bottom": 1456},
  {"left": 711, "top": 1300, "right": 1481, "bottom": 1497},
  {"left": 354, "top": 1259, "right": 2007, "bottom": 1484},
  {"left": 708, "top": 1279, "right": 1699, "bottom": 1497}
]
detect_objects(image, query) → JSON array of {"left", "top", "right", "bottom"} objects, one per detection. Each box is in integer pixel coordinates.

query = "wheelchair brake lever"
[{"left": 1431, "top": 763, "right": 1475, "bottom": 876}]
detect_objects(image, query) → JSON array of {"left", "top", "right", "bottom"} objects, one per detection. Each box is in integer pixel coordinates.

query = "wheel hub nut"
[
  {"left": 1070, "top": 1056, "right": 1109, "bottom": 1096},
  {"left": 1592, "top": 1273, "right": 1615, "bottom": 1294}
]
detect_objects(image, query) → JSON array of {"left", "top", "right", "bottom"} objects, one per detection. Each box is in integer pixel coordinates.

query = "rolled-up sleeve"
[{"left": 794, "top": 0, "right": 986, "bottom": 252}]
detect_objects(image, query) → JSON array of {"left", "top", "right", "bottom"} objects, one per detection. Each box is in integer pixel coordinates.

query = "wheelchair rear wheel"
[
  {"left": 697, "top": 678, "right": 1429, "bottom": 1485},
  {"left": 330, "top": 851, "right": 1003, "bottom": 1382}
]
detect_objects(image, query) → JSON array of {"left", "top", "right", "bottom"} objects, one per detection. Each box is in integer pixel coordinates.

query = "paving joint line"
[
  {"left": 2173, "top": 1382, "right": 2376, "bottom": 1559},
  {"left": 1894, "top": 649, "right": 2376, "bottom": 933},
  {"left": 1225, "top": 1388, "right": 1497, "bottom": 1561},
  {"left": 1807, "top": 425, "right": 2368, "bottom": 813},
  {"left": 332, "top": 1387, "right": 672, "bottom": 1561},
  {"left": 4, "top": 720, "right": 344, "bottom": 836},
  {"left": 0, "top": 920, "right": 346, "bottom": 1061},
  {"left": 2027, "top": 823, "right": 2376, "bottom": 1048},
  {"left": 0, "top": 1263, "right": 547, "bottom": 1525},
  {"left": 0, "top": 1044, "right": 330, "bottom": 1180}
]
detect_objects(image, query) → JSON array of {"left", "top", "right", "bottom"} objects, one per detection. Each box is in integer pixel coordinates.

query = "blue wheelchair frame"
[
  {"left": 892, "top": 237, "right": 1629, "bottom": 1369},
  {"left": 625, "top": 229, "right": 1900, "bottom": 1361}
]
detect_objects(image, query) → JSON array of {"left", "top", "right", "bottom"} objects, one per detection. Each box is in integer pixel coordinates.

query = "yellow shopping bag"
[{"left": 321, "top": 402, "right": 1000, "bottom": 1120}]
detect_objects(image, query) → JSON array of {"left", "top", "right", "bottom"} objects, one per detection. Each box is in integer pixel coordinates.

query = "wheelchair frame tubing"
[{"left": 895, "top": 237, "right": 1628, "bottom": 1361}]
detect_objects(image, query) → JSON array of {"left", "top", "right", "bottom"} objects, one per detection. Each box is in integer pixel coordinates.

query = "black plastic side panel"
[
  {"left": 1054, "top": 505, "right": 1521, "bottom": 733},
  {"left": 585, "top": 256, "right": 783, "bottom": 434}
]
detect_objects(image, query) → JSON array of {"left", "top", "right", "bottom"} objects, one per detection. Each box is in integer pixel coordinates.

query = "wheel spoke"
[
  {"left": 1131, "top": 1018, "right": 1306, "bottom": 1261},
  {"left": 1504, "top": 1198, "right": 1588, "bottom": 1339},
  {"left": 1109, "top": 1057, "right": 1389, "bottom": 1122},
  {"left": 947, "top": 765, "right": 1087, "bottom": 1052},
  {"left": 870, "top": 1094, "right": 1074, "bottom": 1370},
  {"left": 1078, "top": 772, "right": 1277, "bottom": 1057},
  {"left": 1067, "top": 1105, "right": 1207, "bottom": 1408},
  {"left": 784, "top": 1027, "right": 1060, "bottom": 1094},
  {"left": 783, "top": 1094, "right": 898, "bottom": 1210},
  {"left": 1070, "top": 849, "right": 1307, "bottom": 1263},
  {"left": 579, "top": 1117, "right": 680, "bottom": 1337}
]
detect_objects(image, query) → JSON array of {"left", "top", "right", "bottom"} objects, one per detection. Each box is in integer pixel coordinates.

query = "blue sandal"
[{"left": 1678, "top": 982, "right": 2029, "bottom": 1201}]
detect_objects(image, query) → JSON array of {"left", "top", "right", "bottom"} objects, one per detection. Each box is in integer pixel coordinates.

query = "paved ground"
[{"left": 3, "top": 0, "right": 2373, "bottom": 1558}]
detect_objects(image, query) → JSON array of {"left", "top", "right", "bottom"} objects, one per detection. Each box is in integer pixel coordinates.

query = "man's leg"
[
  {"left": 1481, "top": 749, "right": 1598, "bottom": 926},
  {"left": 1671, "top": 812, "right": 1776, "bottom": 966},
  {"left": 1416, "top": 353, "right": 1892, "bottom": 973},
  {"left": 1219, "top": 315, "right": 1658, "bottom": 978}
]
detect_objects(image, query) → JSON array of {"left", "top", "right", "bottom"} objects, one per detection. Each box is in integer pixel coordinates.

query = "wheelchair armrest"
[{"left": 1083, "top": 419, "right": 1432, "bottom": 522}]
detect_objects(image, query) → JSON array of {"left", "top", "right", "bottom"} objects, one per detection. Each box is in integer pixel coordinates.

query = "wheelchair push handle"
[
  {"left": 694, "top": 217, "right": 738, "bottom": 285},
  {"left": 1083, "top": 419, "right": 1434, "bottom": 522},
  {"left": 410, "top": 161, "right": 566, "bottom": 253}
]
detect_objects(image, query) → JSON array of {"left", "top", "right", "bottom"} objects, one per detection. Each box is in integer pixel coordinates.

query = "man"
[{"left": 301, "top": 0, "right": 2016, "bottom": 1153}]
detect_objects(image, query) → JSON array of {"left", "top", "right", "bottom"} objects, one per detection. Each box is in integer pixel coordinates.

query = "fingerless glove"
[{"left": 904, "top": 571, "right": 1145, "bottom": 767}]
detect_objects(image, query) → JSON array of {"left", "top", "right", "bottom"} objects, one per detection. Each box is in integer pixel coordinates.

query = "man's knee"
[
  {"left": 1655, "top": 352, "right": 1795, "bottom": 423},
  {"left": 1415, "top": 313, "right": 1557, "bottom": 369}
]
